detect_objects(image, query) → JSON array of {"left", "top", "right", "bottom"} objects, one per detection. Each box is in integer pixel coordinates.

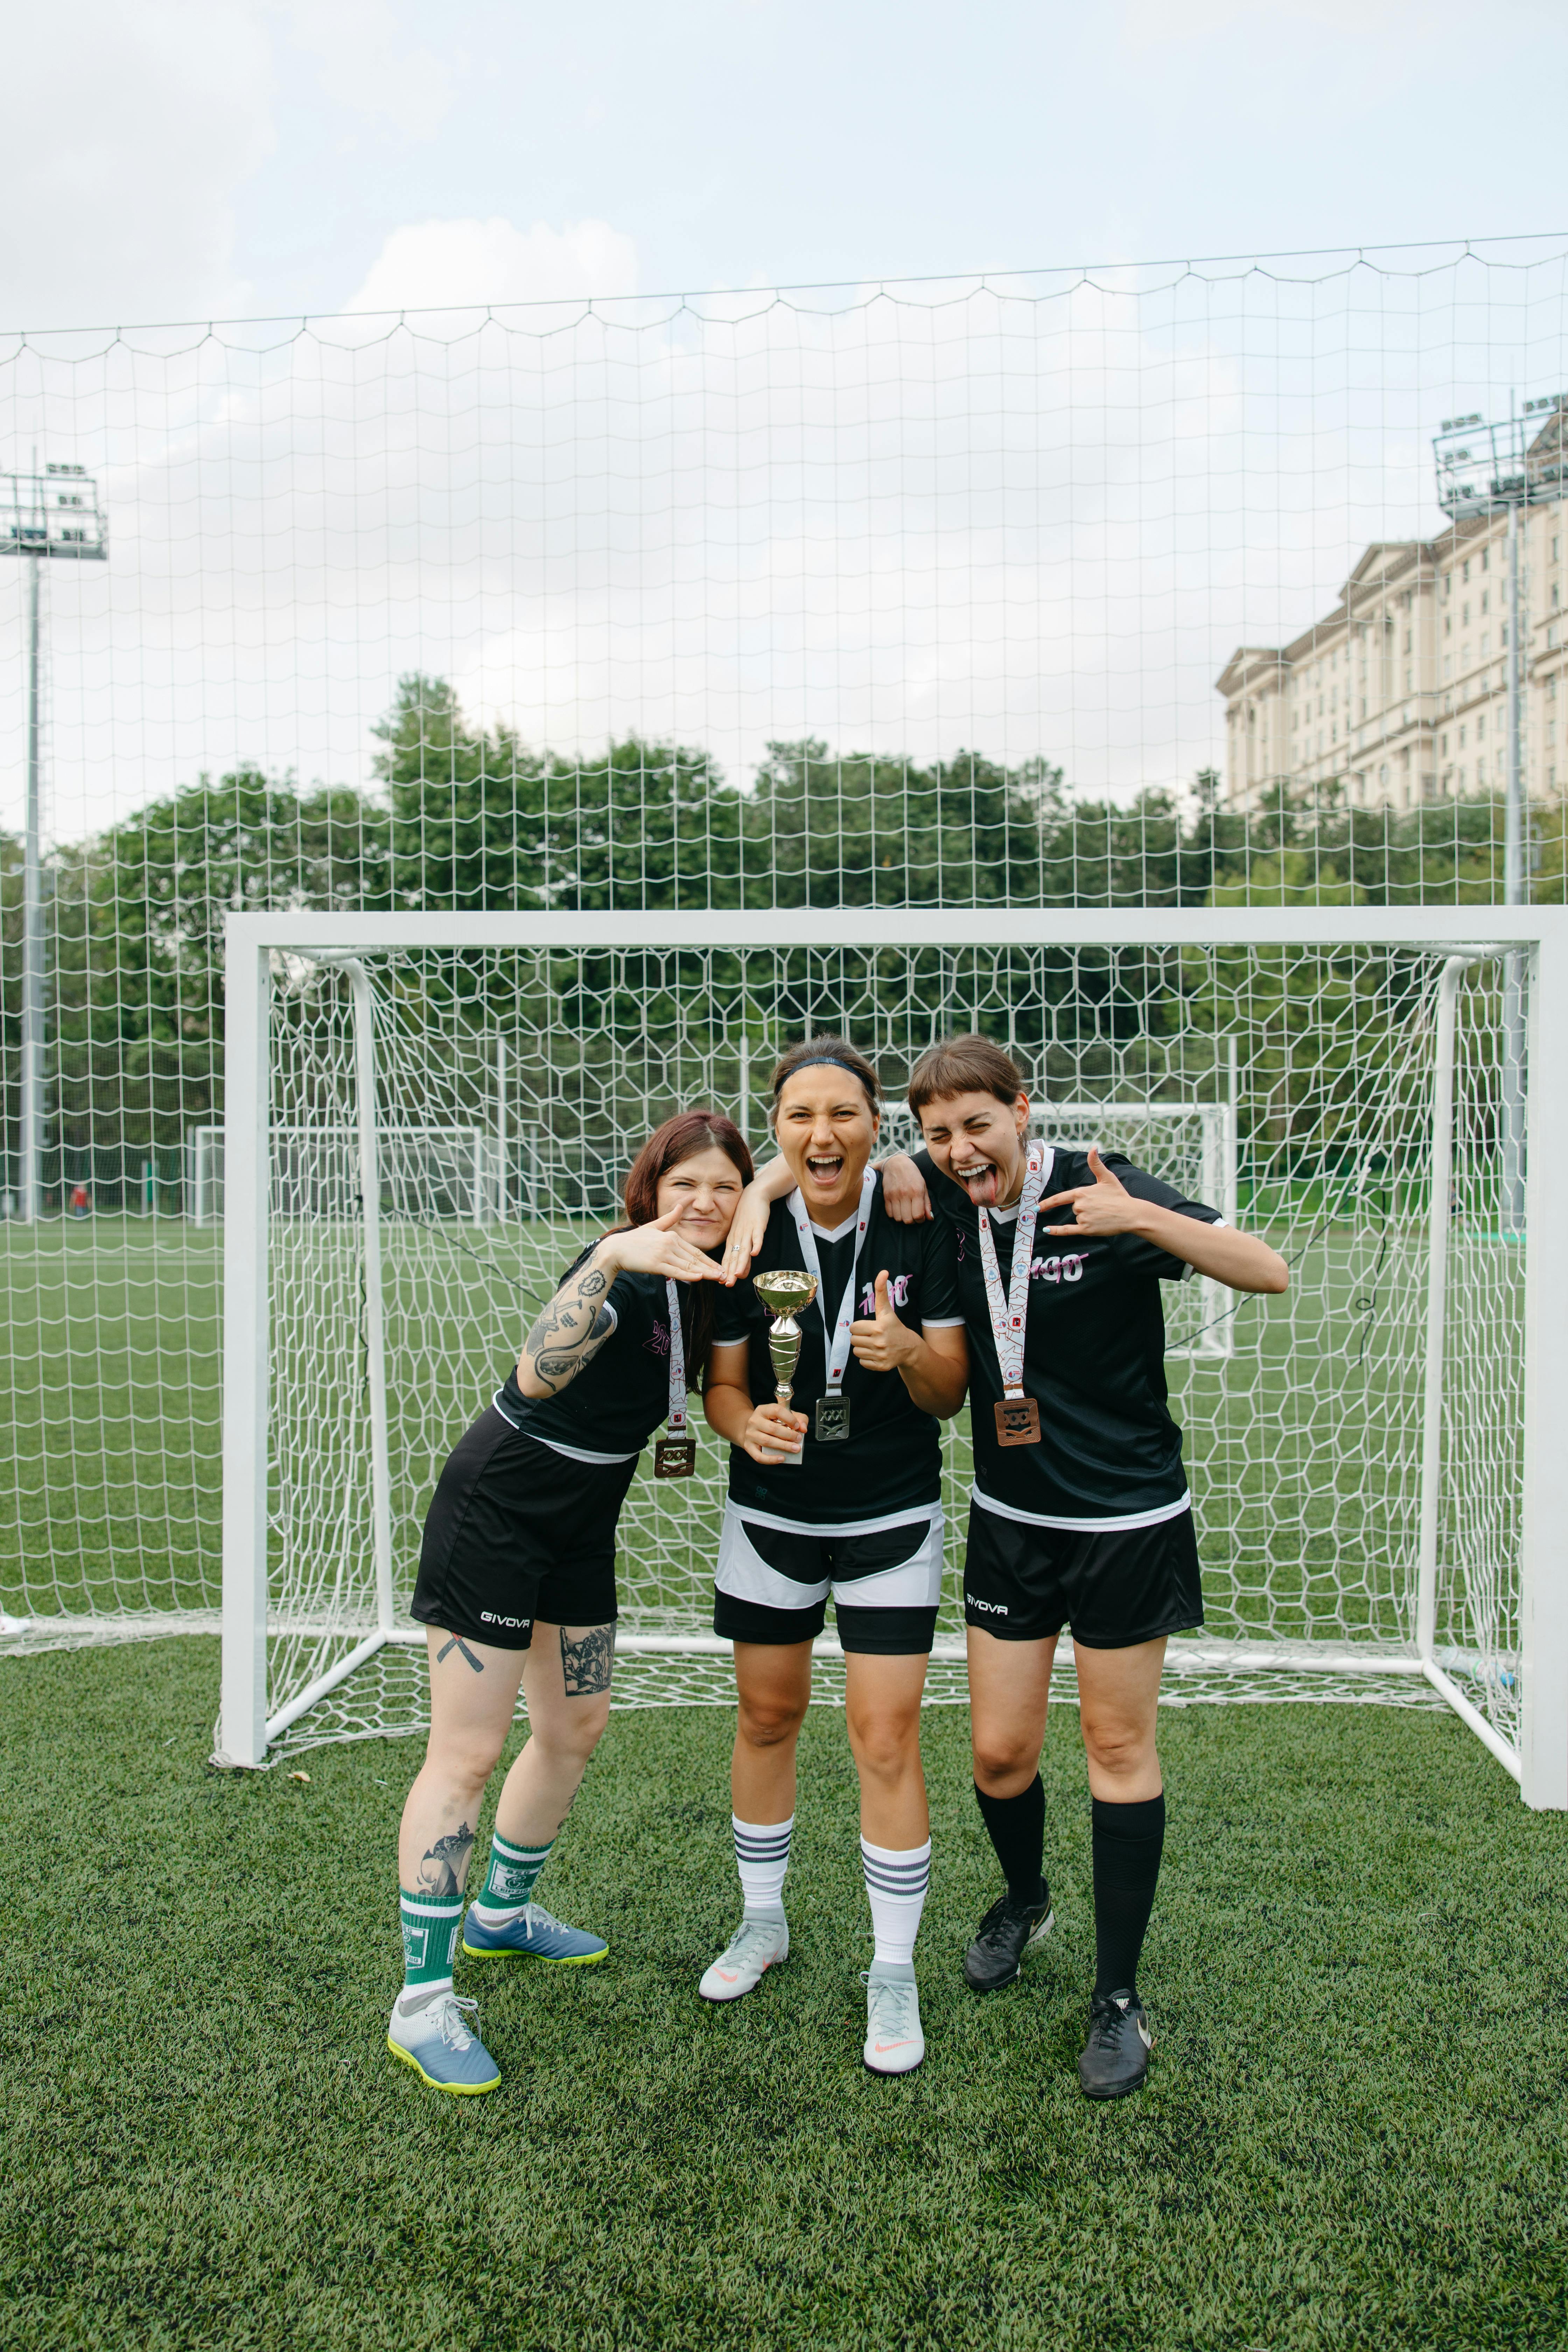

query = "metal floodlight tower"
[
  {"left": 2, "top": 463, "right": 108, "bottom": 1223},
  {"left": 1433, "top": 395, "right": 1568, "bottom": 1224}
]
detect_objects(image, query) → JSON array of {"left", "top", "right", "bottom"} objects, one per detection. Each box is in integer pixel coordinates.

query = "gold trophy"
[{"left": 752, "top": 1269, "right": 818, "bottom": 1468}]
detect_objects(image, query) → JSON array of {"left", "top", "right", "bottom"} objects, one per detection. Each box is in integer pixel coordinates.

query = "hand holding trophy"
[{"left": 752, "top": 1269, "right": 818, "bottom": 1466}]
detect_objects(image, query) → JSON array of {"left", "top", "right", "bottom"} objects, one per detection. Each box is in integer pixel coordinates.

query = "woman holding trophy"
[
  {"left": 388, "top": 1110, "right": 753, "bottom": 2096},
  {"left": 699, "top": 1038, "right": 968, "bottom": 2074}
]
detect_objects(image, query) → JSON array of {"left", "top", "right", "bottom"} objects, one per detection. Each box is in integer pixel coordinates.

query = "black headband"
[{"left": 772, "top": 1055, "right": 878, "bottom": 1101}]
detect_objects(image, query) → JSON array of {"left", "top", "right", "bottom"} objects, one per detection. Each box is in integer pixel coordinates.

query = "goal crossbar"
[{"left": 217, "top": 907, "right": 1568, "bottom": 1808}]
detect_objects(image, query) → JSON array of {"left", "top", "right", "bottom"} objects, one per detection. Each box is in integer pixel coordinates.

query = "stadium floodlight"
[
  {"left": 2, "top": 463, "right": 108, "bottom": 1223},
  {"left": 1433, "top": 396, "right": 1567, "bottom": 1225}
]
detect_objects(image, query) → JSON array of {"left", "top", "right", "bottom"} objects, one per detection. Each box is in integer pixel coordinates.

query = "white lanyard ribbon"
[
  {"left": 664, "top": 1279, "right": 688, "bottom": 1433},
  {"left": 975, "top": 1143, "right": 1050, "bottom": 1396},
  {"left": 786, "top": 1165, "right": 878, "bottom": 1398}
]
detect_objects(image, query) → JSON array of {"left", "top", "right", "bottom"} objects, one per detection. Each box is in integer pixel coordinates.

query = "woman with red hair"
[{"left": 387, "top": 1110, "right": 753, "bottom": 2096}]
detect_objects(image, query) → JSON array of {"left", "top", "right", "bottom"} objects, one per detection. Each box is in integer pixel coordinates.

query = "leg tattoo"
[
  {"left": 436, "top": 1634, "right": 485, "bottom": 1673},
  {"left": 416, "top": 1821, "right": 475, "bottom": 1900},
  {"left": 560, "top": 1623, "right": 616, "bottom": 1698}
]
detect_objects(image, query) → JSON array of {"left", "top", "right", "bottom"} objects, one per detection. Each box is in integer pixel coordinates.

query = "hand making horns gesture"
[
  {"left": 1038, "top": 1146, "right": 1142, "bottom": 1240},
  {"left": 608, "top": 1202, "right": 729, "bottom": 1284}
]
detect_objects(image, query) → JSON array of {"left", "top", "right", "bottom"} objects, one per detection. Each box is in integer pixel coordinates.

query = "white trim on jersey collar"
[{"left": 808, "top": 1205, "right": 863, "bottom": 1242}]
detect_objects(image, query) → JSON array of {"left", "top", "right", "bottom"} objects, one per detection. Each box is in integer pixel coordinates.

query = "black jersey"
[
  {"left": 913, "top": 1146, "right": 1222, "bottom": 1529},
  {"left": 496, "top": 1246, "right": 694, "bottom": 1459},
  {"left": 712, "top": 1174, "right": 964, "bottom": 1526}
]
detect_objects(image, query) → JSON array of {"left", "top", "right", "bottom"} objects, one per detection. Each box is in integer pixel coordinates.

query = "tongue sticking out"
[{"left": 960, "top": 1162, "right": 1000, "bottom": 1209}]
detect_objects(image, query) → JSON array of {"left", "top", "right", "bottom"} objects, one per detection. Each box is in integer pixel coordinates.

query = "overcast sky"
[
  {"left": 0, "top": 2, "right": 1563, "bottom": 839},
  {"left": 4, "top": 0, "right": 1565, "bottom": 330}
]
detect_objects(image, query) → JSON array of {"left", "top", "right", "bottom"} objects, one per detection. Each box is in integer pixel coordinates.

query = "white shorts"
[{"left": 712, "top": 1501, "right": 945, "bottom": 1654}]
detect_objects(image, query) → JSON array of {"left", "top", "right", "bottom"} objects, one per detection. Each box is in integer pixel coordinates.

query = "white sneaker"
[
  {"left": 862, "top": 1962, "right": 924, "bottom": 2074},
  {"left": 386, "top": 1986, "right": 502, "bottom": 2095},
  {"left": 698, "top": 1914, "right": 789, "bottom": 2002}
]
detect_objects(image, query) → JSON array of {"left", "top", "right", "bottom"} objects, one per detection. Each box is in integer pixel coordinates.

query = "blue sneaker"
[
  {"left": 386, "top": 1987, "right": 501, "bottom": 2095},
  {"left": 461, "top": 1900, "right": 609, "bottom": 1966}
]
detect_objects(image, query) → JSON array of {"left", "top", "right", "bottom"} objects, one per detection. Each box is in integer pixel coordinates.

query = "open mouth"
[
  {"left": 953, "top": 1157, "right": 1001, "bottom": 1208},
  {"left": 803, "top": 1153, "right": 845, "bottom": 1190}
]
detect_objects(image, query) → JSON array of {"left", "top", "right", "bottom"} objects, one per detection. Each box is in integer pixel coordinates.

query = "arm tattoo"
[
  {"left": 521, "top": 1265, "right": 617, "bottom": 1396},
  {"left": 416, "top": 1820, "right": 474, "bottom": 1900},
  {"left": 559, "top": 1622, "right": 616, "bottom": 1698}
]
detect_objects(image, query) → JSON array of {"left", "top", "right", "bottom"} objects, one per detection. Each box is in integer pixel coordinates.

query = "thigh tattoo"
[{"left": 559, "top": 1623, "right": 616, "bottom": 1698}]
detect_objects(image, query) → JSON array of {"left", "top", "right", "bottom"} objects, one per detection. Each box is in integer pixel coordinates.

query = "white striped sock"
[
  {"left": 733, "top": 1813, "right": 793, "bottom": 1919},
  {"left": 861, "top": 1836, "right": 931, "bottom": 1965}
]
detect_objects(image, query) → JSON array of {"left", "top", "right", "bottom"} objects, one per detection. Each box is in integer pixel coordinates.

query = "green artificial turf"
[{"left": 2, "top": 1641, "right": 1565, "bottom": 2350}]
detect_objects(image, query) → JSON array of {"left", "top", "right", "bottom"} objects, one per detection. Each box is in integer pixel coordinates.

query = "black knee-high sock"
[
  {"left": 974, "top": 1776, "right": 1046, "bottom": 1904},
  {"left": 1091, "top": 1792, "right": 1165, "bottom": 1998}
]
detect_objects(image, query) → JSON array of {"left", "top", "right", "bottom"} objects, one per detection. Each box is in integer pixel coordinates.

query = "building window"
[
  {"left": 1482, "top": 547, "right": 1490, "bottom": 572},
  {"left": 1444, "top": 616, "right": 1452, "bottom": 637},
  {"left": 1463, "top": 560, "right": 1470, "bottom": 584},
  {"left": 1379, "top": 762, "right": 1389, "bottom": 789},
  {"left": 1459, "top": 724, "right": 1466, "bottom": 748},
  {"left": 1481, "top": 590, "right": 1489, "bottom": 614},
  {"left": 1477, "top": 713, "right": 1486, "bottom": 740},
  {"left": 1441, "top": 732, "right": 1449, "bottom": 754}
]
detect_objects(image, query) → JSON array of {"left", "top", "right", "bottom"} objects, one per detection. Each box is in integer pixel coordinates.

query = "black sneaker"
[
  {"left": 962, "top": 1885, "right": 1054, "bottom": 1993},
  {"left": 1077, "top": 1989, "right": 1152, "bottom": 2099}
]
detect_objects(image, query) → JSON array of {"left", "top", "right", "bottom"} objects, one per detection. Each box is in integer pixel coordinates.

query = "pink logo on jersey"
[
  {"left": 1030, "top": 1253, "right": 1087, "bottom": 1285},
  {"left": 860, "top": 1274, "right": 911, "bottom": 1315},
  {"left": 644, "top": 1322, "right": 670, "bottom": 1356}
]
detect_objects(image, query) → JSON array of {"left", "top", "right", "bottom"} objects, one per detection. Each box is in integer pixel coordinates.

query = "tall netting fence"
[{"left": 0, "top": 239, "right": 1558, "bottom": 1755}]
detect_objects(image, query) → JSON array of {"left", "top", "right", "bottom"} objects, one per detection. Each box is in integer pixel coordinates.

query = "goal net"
[{"left": 208, "top": 915, "right": 1543, "bottom": 1786}]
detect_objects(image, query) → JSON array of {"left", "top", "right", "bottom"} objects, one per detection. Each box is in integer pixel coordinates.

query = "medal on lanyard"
[
  {"left": 652, "top": 1279, "right": 697, "bottom": 1478},
  {"left": 976, "top": 1143, "right": 1049, "bottom": 1447},
  {"left": 788, "top": 1165, "right": 877, "bottom": 1444}
]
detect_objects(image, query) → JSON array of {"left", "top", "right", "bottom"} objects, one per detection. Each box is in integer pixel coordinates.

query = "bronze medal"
[
  {"left": 654, "top": 1436, "right": 697, "bottom": 1479},
  {"left": 814, "top": 1395, "right": 852, "bottom": 1443},
  {"left": 994, "top": 1394, "right": 1041, "bottom": 1447}
]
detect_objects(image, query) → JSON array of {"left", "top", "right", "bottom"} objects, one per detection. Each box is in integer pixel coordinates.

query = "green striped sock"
[
  {"left": 400, "top": 1888, "right": 462, "bottom": 1990},
  {"left": 469, "top": 1830, "right": 554, "bottom": 1923}
]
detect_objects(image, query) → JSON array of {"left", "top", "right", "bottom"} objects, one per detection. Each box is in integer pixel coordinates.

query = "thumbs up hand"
[
  {"left": 1039, "top": 1146, "right": 1142, "bottom": 1238},
  {"left": 850, "top": 1269, "right": 915, "bottom": 1372}
]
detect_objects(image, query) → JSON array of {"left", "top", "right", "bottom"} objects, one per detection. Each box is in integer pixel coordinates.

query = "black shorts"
[
  {"left": 411, "top": 1407, "right": 636, "bottom": 1650},
  {"left": 962, "top": 1499, "right": 1203, "bottom": 1649},
  {"left": 712, "top": 1503, "right": 944, "bottom": 1657}
]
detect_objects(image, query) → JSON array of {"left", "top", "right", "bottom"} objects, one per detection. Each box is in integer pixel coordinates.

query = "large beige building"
[{"left": 1218, "top": 409, "right": 1568, "bottom": 813}]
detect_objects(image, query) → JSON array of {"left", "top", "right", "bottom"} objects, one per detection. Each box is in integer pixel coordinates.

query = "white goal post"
[{"left": 216, "top": 906, "right": 1568, "bottom": 1810}]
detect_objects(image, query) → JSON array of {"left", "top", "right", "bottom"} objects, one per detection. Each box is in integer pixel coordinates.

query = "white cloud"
[
  {"left": 273, "top": 0, "right": 455, "bottom": 141},
  {"left": 343, "top": 218, "right": 639, "bottom": 316},
  {"left": 0, "top": 1, "right": 274, "bottom": 330}
]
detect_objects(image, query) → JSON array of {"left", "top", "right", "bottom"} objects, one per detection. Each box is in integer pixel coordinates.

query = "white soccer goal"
[
  {"left": 210, "top": 904, "right": 1568, "bottom": 1807},
  {"left": 186, "top": 1123, "right": 505, "bottom": 1227}
]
